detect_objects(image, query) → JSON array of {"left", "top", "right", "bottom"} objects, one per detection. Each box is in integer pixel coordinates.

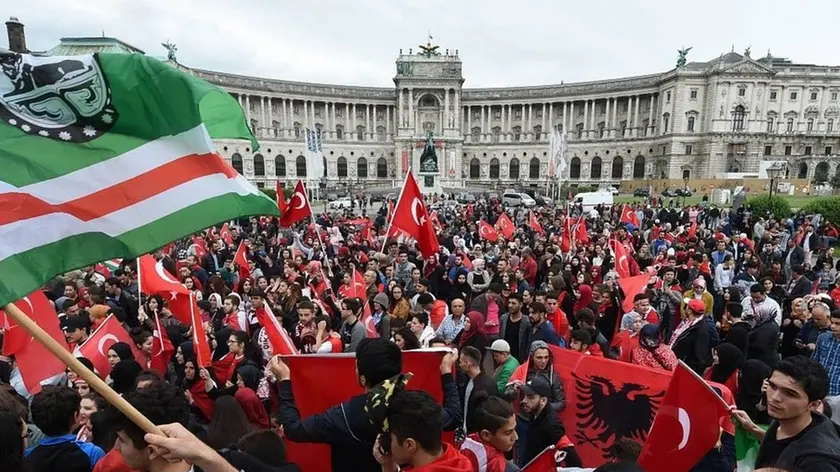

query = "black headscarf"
[
  {"left": 736, "top": 359, "right": 772, "bottom": 425},
  {"left": 235, "top": 363, "right": 262, "bottom": 392},
  {"left": 110, "top": 359, "right": 143, "bottom": 395},
  {"left": 212, "top": 328, "right": 233, "bottom": 361},
  {"left": 108, "top": 342, "right": 134, "bottom": 362},
  {"left": 710, "top": 343, "right": 744, "bottom": 383}
]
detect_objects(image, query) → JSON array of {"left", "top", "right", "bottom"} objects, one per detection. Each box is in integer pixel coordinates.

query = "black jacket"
[
  {"left": 499, "top": 312, "right": 532, "bottom": 363},
  {"left": 756, "top": 413, "right": 840, "bottom": 471},
  {"left": 671, "top": 319, "right": 712, "bottom": 375},
  {"left": 276, "top": 373, "right": 462, "bottom": 472},
  {"left": 459, "top": 372, "right": 501, "bottom": 432},
  {"left": 747, "top": 321, "right": 780, "bottom": 368},
  {"left": 521, "top": 403, "right": 565, "bottom": 466},
  {"left": 724, "top": 321, "right": 751, "bottom": 357}
]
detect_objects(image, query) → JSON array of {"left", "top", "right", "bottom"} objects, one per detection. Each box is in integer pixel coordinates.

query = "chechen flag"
[
  {"left": 620, "top": 204, "right": 640, "bottom": 227},
  {"left": 280, "top": 180, "right": 312, "bottom": 227},
  {"left": 78, "top": 314, "right": 144, "bottom": 377},
  {"left": 1, "top": 290, "right": 69, "bottom": 394},
  {"left": 389, "top": 171, "right": 439, "bottom": 257},
  {"left": 478, "top": 220, "right": 499, "bottom": 242},
  {"left": 638, "top": 362, "right": 730, "bottom": 472},
  {"left": 496, "top": 212, "right": 515, "bottom": 239},
  {"left": 0, "top": 53, "right": 279, "bottom": 309}
]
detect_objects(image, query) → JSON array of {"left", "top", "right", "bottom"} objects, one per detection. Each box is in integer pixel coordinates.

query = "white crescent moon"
[
  {"left": 410, "top": 198, "right": 422, "bottom": 226},
  {"left": 155, "top": 262, "right": 180, "bottom": 285},
  {"left": 677, "top": 407, "right": 690, "bottom": 450},
  {"left": 293, "top": 192, "right": 306, "bottom": 210},
  {"left": 97, "top": 334, "right": 119, "bottom": 356},
  {"left": 20, "top": 296, "right": 34, "bottom": 315},
  {"left": 480, "top": 225, "right": 489, "bottom": 236}
]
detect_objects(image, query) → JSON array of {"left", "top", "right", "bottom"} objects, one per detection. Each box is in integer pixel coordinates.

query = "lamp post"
[
  {"left": 683, "top": 176, "right": 690, "bottom": 206},
  {"left": 767, "top": 163, "right": 784, "bottom": 198}
]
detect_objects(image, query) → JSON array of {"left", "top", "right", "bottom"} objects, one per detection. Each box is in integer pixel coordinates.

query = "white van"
[
  {"left": 502, "top": 192, "right": 537, "bottom": 208},
  {"left": 574, "top": 191, "right": 613, "bottom": 212}
]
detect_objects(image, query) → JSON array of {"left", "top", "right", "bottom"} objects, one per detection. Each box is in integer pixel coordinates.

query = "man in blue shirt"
[
  {"left": 812, "top": 309, "right": 840, "bottom": 396},
  {"left": 25, "top": 385, "right": 104, "bottom": 472}
]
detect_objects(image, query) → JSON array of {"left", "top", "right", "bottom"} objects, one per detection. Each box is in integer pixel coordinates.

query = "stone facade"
[{"left": 188, "top": 48, "right": 840, "bottom": 192}]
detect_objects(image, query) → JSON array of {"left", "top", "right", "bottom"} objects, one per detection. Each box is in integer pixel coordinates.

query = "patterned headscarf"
[{"left": 365, "top": 372, "right": 413, "bottom": 453}]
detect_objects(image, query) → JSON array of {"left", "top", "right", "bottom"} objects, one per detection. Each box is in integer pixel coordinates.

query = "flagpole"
[
  {"left": 677, "top": 360, "right": 732, "bottom": 410},
  {"left": 380, "top": 167, "right": 412, "bottom": 253},
  {"left": 1, "top": 303, "right": 162, "bottom": 435},
  {"left": 136, "top": 255, "right": 143, "bottom": 299}
]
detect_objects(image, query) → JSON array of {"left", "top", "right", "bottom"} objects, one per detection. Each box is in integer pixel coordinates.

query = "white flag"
[{"left": 552, "top": 129, "right": 567, "bottom": 179}]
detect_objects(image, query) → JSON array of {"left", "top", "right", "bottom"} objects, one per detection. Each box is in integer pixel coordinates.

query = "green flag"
[
  {"left": 0, "top": 52, "right": 277, "bottom": 306},
  {"left": 735, "top": 422, "right": 767, "bottom": 472}
]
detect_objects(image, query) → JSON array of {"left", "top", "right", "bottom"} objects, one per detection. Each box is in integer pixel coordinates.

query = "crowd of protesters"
[{"left": 1, "top": 190, "right": 840, "bottom": 472}]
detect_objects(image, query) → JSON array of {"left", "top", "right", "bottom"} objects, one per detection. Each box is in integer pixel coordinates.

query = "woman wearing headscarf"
[
  {"left": 572, "top": 284, "right": 596, "bottom": 314},
  {"left": 704, "top": 343, "right": 744, "bottom": 398},
  {"left": 630, "top": 324, "right": 678, "bottom": 372},
  {"left": 167, "top": 341, "right": 195, "bottom": 385},
  {"left": 467, "top": 258, "right": 491, "bottom": 296},
  {"left": 455, "top": 311, "right": 488, "bottom": 353},
  {"left": 610, "top": 312, "right": 644, "bottom": 363},
  {"left": 746, "top": 302, "right": 780, "bottom": 368},
  {"left": 181, "top": 356, "right": 214, "bottom": 423},
  {"left": 233, "top": 363, "right": 270, "bottom": 430},
  {"left": 670, "top": 298, "right": 713, "bottom": 375},
  {"left": 736, "top": 359, "right": 772, "bottom": 425},
  {"left": 780, "top": 297, "right": 807, "bottom": 358},
  {"left": 110, "top": 359, "right": 143, "bottom": 395}
]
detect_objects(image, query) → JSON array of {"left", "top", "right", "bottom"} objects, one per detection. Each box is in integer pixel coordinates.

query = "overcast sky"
[{"left": 8, "top": 0, "right": 840, "bottom": 88}]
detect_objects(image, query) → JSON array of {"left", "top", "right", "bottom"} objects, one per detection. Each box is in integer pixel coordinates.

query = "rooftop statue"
[
  {"left": 162, "top": 40, "right": 177, "bottom": 62},
  {"left": 676, "top": 46, "right": 692, "bottom": 68}
]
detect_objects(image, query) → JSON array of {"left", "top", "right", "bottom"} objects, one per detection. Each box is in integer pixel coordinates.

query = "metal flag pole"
[{"left": 380, "top": 167, "right": 412, "bottom": 253}]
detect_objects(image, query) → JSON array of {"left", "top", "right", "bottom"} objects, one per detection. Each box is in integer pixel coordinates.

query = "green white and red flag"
[{"left": 0, "top": 53, "right": 278, "bottom": 307}]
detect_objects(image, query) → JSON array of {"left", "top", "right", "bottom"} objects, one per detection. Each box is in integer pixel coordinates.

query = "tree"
[
  {"left": 830, "top": 173, "right": 840, "bottom": 195},
  {"left": 814, "top": 165, "right": 830, "bottom": 186}
]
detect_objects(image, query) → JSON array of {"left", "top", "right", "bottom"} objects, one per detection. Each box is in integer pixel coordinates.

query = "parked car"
[
  {"left": 328, "top": 196, "right": 353, "bottom": 210},
  {"left": 661, "top": 188, "right": 679, "bottom": 197},
  {"left": 633, "top": 187, "right": 650, "bottom": 198},
  {"left": 502, "top": 192, "right": 537, "bottom": 208},
  {"left": 675, "top": 188, "right": 693, "bottom": 197},
  {"left": 599, "top": 186, "right": 620, "bottom": 196},
  {"left": 456, "top": 193, "right": 477, "bottom": 204}
]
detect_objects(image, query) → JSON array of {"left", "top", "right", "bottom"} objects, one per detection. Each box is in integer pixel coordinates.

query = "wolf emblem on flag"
[
  {"left": 572, "top": 372, "right": 665, "bottom": 459},
  {"left": 0, "top": 53, "right": 117, "bottom": 142}
]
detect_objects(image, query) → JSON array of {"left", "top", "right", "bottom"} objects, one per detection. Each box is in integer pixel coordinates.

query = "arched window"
[
  {"left": 489, "top": 158, "right": 500, "bottom": 179},
  {"left": 337, "top": 156, "right": 348, "bottom": 177},
  {"left": 590, "top": 156, "right": 602, "bottom": 179},
  {"left": 611, "top": 156, "right": 624, "bottom": 179},
  {"left": 570, "top": 157, "right": 581, "bottom": 179},
  {"left": 509, "top": 158, "right": 520, "bottom": 179},
  {"left": 529, "top": 158, "right": 540, "bottom": 179},
  {"left": 336, "top": 124, "right": 344, "bottom": 140},
  {"left": 253, "top": 154, "right": 265, "bottom": 176},
  {"left": 633, "top": 156, "right": 646, "bottom": 179},
  {"left": 231, "top": 153, "right": 243, "bottom": 174},
  {"left": 687, "top": 116, "right": 695, "bottom": 132},
  {"left": 357, "top": 157, "right": 368, "bottom": 178},
  {"left": 732, "top": 105, "right": 745, "bottom": 131},
  {"left": 296, "top": 155, "right": 306, "bottom": 177},
  {"left": 815, "top": 162, "right": 829, "bottom": 182},
  {"left": 356, "top": 125, "right": 365, "bottom": 141},
  {"left": 797, "top": 162, "right": 808, "bottom": 179},
  {"left": 469, "top": 158, "right": 480, "bottom": 179},
  {"left": 274, "top": 155, "right": 286, "bottom": 177},
  {"left": 377, "top": 158, "right": 388, "bottom": 178},
  {"left": 682, "top": 169, "right": 691, "bottom": 179}
]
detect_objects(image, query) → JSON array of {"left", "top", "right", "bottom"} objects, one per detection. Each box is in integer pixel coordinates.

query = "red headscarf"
[
  {"left": 573, "top": 284, "right": 594, "bottom": 312},
  {"left": 459, "top": 311, "right": 486, "bottom": 347}
]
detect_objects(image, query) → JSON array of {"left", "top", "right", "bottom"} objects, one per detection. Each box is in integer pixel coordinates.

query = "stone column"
[
  {"left": 467, "top": 106, "right": 472, "bottom": 137},
  {"left": 346, "top": 103, "right": 351, "bottom": 138},
  {"left": 563, "top": 102, "right": 568, "bottom": 132},
  {"left": 365, "top": 104, "right": 370, "bottom": 137},
  {"left": 407, "top": 89, "right": 414, "bottom": 133},
  {"left": 398, "top": 90, "right": 404, "bottom": 129},
  {"left": 542, "top": 103, "right": 547, "bottom": 131},
  {"left": 634, "top": 96, "right": 641, "bottom": 137},
  {"left": 648, "top": 94, "right": 655, "bottom": 137},
  {"left": 351, "top": 103, "right": 357, "bottom": 138},
  {"left": 548, "top": 103, "right": 554, "bottom": 131},
  {"left": 245, "top": 95, "right": 251, "bottom": 127},
  {"left": 453, "top": 90, "right": 459, "bottom": 131},
  {"left": 480, "top": 105, "right": 485, "bottom": 136},
  {"left": 386, "top": 105, "right": 391, "bottom": 134},
  {"left": 569, "top": 102, "right": 575, "bottom": 136},
  {"left": 583, "top": 100, "right": 589, "bottom": 139},
  {"left": 604, "top": 98, "right": 611, "bottom": 138},
  {"left": 527, "top": 104, "right": 533, "bottom": 136},
  {"left": 612, "top": 97, "right": 618, "bottom": 138},
  {"left": 444, "top": 89, "right": 450, "bottom": 129}
]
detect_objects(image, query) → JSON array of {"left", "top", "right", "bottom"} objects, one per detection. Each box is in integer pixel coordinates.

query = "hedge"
[
  {"left": 802, "top": 197, "right": 840, "bottom": 224},
  {"left": 747, "top": 195, "right": 792, "bottom": 218}
]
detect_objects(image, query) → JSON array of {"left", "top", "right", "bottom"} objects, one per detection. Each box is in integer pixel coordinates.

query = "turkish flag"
[
  {"left": 522, "top": 445, "right": 557, "bottom": 472},
  {"left": 496, "top": 212, "right": 515, "bottom": 239},
  {"left": 529, "top": 210, "right": 544, "bottom": 234},
  {"left": 283, "top": 350, "right": 449, "bottom": 472},
  {"left": 574, "top": 216, "right": 589, "bottom": 244},
  {"left": 389, "top": 172, "right": 440, "bottom": 258},
  {"left": 138, "top": 255, "right": 188, "bottom": 299},
  {"left": 429, "top": 210, "right": 441, "bottom": 229},
  {"left": 687, "top": 221, "right": 697, "bottom": 239},
  {"left": 78, "top": 314, "right": 143, "bottom": 378},
  {"left": 620, "top": 204, "right": 640, "bottom": 227},
  {"left": 609, "top": 239, "right": 632, "bottom": 278},
  {"left": 254, "top": 305, "right": 299, "bottom": 356},
  {"left": 638, "top": 363, "right": 730, "bottom": 472},
  {"left": 280, "top": 180, "right": 312, "bottom": 227},
  {"left": 618, "top": 274, "right": 651, "bottom": 313},
  {"left": 560, "top": 217, "right": 573, "bottom": 253},
  {"left": 183, "top": 293, "right": 213, "bottom": 367},
  {"left": 277, "top": 180, "right": 288, "bottom": 213},
  {"left": 361, "top": 302, "right": 378, "bottom": 338},
  {"left": 191, "top": 235, "right": 208, "bottom": 260},
  {"left": 234, "top": 240, "right": 251, "bottom": 282},
  {"left": 149, "top": 315, "right": 175, "bottom": 375},
  {"left": 219, "top": 223, "right": 234, "bottom": 247},
  {"left": 387, "top": 200, "right": 395, "bottom": 222},
  {"left": 2, "top": 290, "right": 69, "bottom": 394},
  {"left": 478, "top": 220, "right": 499, "bottom": 242}
]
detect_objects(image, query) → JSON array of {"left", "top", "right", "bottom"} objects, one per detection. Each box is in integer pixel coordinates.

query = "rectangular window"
[
  {"left": 685, "top": 144, "right": 693, "bottom": 155},
  {"left": 829, "top": 119, "right": 835, "bottom": 133},
  {"left": 770, "top": 91, "right": 777, "bottom": 100},
  {"left": 790, "top": 91, "right": 798, "bottom": 100},
  {"left": 493, "top": 109, "right": 501, "bottom": 119},
  {"left": 785, "top": 145, "right": 792, "bottom": 155},
  {"left": 377, "top": 110, "right": 385, "bottom": 119},
  {"left": 766, "top": 118, "right": 775, "bottom": 132},
  {"left": 833, "top": 92, "right": 839, "bottom": 101},
  {"left": 473, "top": 111, "right": 480, "bottom": 120},
  {"left": 336, "top": 108, "right": 343, "bottom": 118},
  {"left": 764, "top": 145, "right": 772, "bottom": 156},
  {"left": 826, "top": 146, "right": 833, "bottom": 155},
  {"left": 314, "top": 108, "right": 322, "bottom": 118},
  {"left": 514, "top": 109, "right": 522, "bottom": 119},
  {"left": 805, "top": 146, "right": 812, "bottom": 155},
  {"left": 738, "top": 88, "right": 746, "bottom": 96},
  {"left": 811, "top": 92, "right": 818, "bottom": 100},
  {"left": 690, "top": 90, "right": 698, "bottom": 99},
  {"left": 666, "top": 91, "right": 671, "bottom": 103},
  {"left": 807, "top": 118, "right": 814, "bottom": 132},
  {"left": 293, "top": 104, "right": 301, "bottom": 115},
  {"left": 786, "top": 119, "right": 794, "bottom": 132},
  {"left": 535, "top": 109, "right": 543, "bottom": 119}
]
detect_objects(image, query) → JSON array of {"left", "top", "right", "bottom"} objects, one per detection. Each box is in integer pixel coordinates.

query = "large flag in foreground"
[
  {"left": 283, "top": 351, "right": 448, "bottom": 472},
  {"left": 0, "top": 53, "right": 279, "bottom": 307}
]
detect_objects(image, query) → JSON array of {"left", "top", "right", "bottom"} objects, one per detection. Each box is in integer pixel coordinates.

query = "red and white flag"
[
  {"left": 522, "top": 445, "right": 557, "bottom": 472},
  {"left": 609, "top": 238, "right": 632, "bottom": 278},
  {"left": 254, "top": 305, "right": 299, "bottom": 356},
  {"left": 617, "top": 274, "right": 651, "bottom": 313},
  {"left": 638, "top": 362, "right": 730, "bottom": 472},
  {"left": 78, "top": 314, "right": 143, "bottom": 377},
  {"left": 276, "top": 181, "right": 287, "bottom": 214},
  {"left": 478, "top": 220, "right": 499, "bottom": 242},
  {"left": 1, "top": 290, "right": 69, "bottom": 394},
  {"left": 496, "top": 212, "right": 515, "bottom": 239},
  {"left": 149, "top": 315, "right": 175, "bottom": 374},
  {"left": 234, "top": 240, "right": 251, "bottom": 282},
  {"left": 280, "top": 180, "right": 312, "bottom": 227},
  {"left": 620, "top": 204, "right": 640, "bottom": 227},
  {"left": 138, "top": 254, "right": 189, "bottom": 299},
  {"left": 219, "top": 223, "right": 234, "bottom": 247},
  {"left": 529, "top": 210, "right": 544, "bottom": 234},
  {"left": 388, "top": 171, "right": 439, "bottom": 258},
  {"left": 574, "top": 216, "right": 589, "bottom": 244}
]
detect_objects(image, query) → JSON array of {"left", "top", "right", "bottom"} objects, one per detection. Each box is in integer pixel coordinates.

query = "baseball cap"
[
  {"left": 687, "top": 298, "right": 705, "bottom": 313},
  {"left": 61, "top": 315, "right": 90, "bottom": 332},
  {"left": 520, "top": 377, "right": 552, "bottom": 398},
  {"left": 487, "top": 339, "right": 511, "bottom": 353}
]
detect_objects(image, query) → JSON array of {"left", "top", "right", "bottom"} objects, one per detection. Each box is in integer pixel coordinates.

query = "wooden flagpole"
[{"left": 2, "top": 303, "right": 162, "bottom": 435}]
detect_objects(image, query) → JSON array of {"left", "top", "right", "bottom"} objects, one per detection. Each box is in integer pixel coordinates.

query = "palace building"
[{"left": 6, "top": 17, "right": 840, "bottom": 194}]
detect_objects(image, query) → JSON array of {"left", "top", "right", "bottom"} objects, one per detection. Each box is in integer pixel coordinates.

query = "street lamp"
[
  {"left": 767, "top": 163, "right": 784, "bottom": 198},
  {"left": 683, "top": 176, "right": 690, "bottom": 206}
]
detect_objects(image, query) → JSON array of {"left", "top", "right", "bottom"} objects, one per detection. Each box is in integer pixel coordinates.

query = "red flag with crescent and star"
[
  {"left": 1, "top": 290, "right": 69, "bottom": 393},
  {"left": 280, "top": 180, "right": 312, "bottom": 227},
  {"left": 277, "top": 180, "right": 287, "bottom": 213},
  {"left": 496, "top": 212, "right": 515, "bottom": 239},
  {"left": 609, "top": 238, "right": 632, "bottom": 278},
  {"left": 638, "top": 362, "right": 730, "bottom": 472},
  {"left": 234, "top": 240, "right": 251, "bottom": 282},
  {"left": 479, "top": 220, "right": 499, "bottom": 242},
  {"left": 389, "top": 171, "right": 440, "bottom": 258},
  {"left": 560, "top": 216, "right": 573, "bottom": 253},
  {"left": 620, "top": 204, "right": 640, "bottom": 227},
  {"left": 617, "top": 273, "right": 651, "bottom": 313},
  {"left": 149, "top": 314, "right": 175, "bottom": 375},
  {"left": 254, "top": 305, "right": 299, "bottom": 356},
  {"left": 529, "top": 210, "right": 544, "bottom": 234},
  {"left": 78, "top": 314, "right": 144, "bottom": 378},
  {"left": 138, "top": 254, "right": 189, "bottom": 300},
  {"left": 219, "top": 223, "right": 234, "bottom": 247}
]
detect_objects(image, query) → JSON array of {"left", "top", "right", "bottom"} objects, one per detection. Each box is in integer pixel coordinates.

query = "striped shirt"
[{"left": 812, "top": 332, "right": 840, "bottom": 396}]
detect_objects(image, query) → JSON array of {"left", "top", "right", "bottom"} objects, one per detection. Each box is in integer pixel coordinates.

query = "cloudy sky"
[{"left": 8, "top": 0, "right": 840, "bottom": 88}]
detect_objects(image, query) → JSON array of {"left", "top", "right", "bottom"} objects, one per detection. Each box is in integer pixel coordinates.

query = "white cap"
[{"left": 487, "top": 339, "right": 511, "bottom": 353}]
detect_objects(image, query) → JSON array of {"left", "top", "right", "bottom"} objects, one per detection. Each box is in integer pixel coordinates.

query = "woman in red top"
[
  {"left": 630, "top": 324, "right": 678, "bottom": 372},
  {"left": 611, "top": 313, "right": 643, "bottom": 363},
  {"left": 456, "top": 311, "right": 488, "bottom": 353},
  {"left": 703, "top": 342, "right": 744, "bottom": 399}
]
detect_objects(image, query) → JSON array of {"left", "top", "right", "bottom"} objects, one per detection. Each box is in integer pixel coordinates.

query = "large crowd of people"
[{"left": 1, "top": 191, "right": 840, "bottom": 472}]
